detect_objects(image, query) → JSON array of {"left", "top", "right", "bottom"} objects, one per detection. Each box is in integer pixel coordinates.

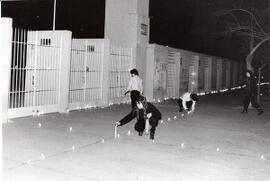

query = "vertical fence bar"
[
  {"left": 15, "top": 28, "right": 20, "bottom": 108},
  {"left": 33, "top": 31, "right": 38, "bottom": 108},
  {"left": 22, "top": 29, "right": 26, "bottom": 107},
  {"left": 10, "top": 28, "right": 15, "bottom": 108},
  {"left": 18, "top": 29, "right": 23, "bottom": 107}
]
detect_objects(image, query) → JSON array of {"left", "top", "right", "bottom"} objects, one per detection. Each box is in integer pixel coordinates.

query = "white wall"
[
  {"left": 0, "top": 18, "right": 13, "bottom": 123},
  {"left": 0, "top": 16, "right": 12, "bottom": 181}
]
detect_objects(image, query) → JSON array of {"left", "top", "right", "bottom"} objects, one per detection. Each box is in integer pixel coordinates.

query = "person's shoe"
[
  {"left": 258, "top": 110, "right": 264, "bottom": 115},
  {"left": 241, "top": 110, "right": 248, "bottom": 113},
  {"left": 150, "top": 133, "right": 155, "bottom": 140},
  {"left": 138, "top": 132, "right": 143, "bottom": 136}
]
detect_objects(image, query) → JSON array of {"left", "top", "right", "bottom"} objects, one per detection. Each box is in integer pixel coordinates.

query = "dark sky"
[{"left": 1, "top": 0, "right": 269, "bottom": 62}]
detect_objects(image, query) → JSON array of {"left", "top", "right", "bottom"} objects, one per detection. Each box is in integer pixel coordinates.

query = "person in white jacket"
[
  {"left": 125, "top": 69, "right": 143, "bottom": 109},
  {"left": 177, "top": 92, "right": 198, "bottom": 114}
]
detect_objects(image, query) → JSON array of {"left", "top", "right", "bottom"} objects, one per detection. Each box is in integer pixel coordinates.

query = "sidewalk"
[{"left": 3, "top": 91, "right": 270, "bottom": 181}]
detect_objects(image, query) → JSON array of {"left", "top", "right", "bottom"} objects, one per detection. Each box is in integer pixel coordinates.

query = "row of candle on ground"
[
  {"left": 25, "top": 134, "right": 267, "bottom": 165},
  {"left": 30, "top": 82, "right": 270, "bottom": 116}
]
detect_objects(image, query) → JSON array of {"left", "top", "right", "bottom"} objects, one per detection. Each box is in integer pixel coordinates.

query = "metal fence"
[
  {"left": 108, "top": 45, "right": 133, "bottom": 104},
  {"left": 8, "top": 29, "right": 61, "bottom": 118},
  {"left": 69, "top": 39, "right": 104, "bottom": 108}
]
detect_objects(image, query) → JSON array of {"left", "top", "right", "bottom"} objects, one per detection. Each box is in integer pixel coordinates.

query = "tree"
[{"left": 216, "top": 8, "right": 269, "bottom": 74}]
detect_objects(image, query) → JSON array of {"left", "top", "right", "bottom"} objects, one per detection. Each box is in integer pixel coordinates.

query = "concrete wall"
[{"left": 145, "top": 44, "right": 245, "bottom": 101}]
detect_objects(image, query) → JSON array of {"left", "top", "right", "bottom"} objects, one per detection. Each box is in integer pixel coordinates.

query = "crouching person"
[
  {"left": 177, "top": 92, "right": 198, "bottom": 114},
  {"left": 115, "top": 96, "right": 162, "bottom": 140}
]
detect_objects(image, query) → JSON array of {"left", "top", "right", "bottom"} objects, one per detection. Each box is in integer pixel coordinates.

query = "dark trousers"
[
  {"left": 243, "top": 92, "right": 261, "bottom": 111},
  {"left": 134, "top": 117, "right": 159, "bottom": 135},
  {"left": 177, "top": 99, "right": 192, "bottom": 112},
  {"left": 130, "top": 90, "right": 140, "bottom": 109}
]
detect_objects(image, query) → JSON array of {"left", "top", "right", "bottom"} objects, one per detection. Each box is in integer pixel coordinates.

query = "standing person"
[
  {"left": 125, "top": 69, "right": 143, "bottom": 109},
  {"left": 115, "top": 96, "right": 162, "bottom": 140},
  {"left": 177, "top": 92, "right": 198, "bottom": 114},
  {"left": 241, "top": 70, "right": 263, "bottom": 115}
]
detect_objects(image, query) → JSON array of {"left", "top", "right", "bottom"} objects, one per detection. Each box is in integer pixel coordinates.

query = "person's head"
[
  {"left": 136, "top": 96, "right": 147, "bottom": 107},
  {"left": 246, "top": 70, "right": 253, "bottom": 78},
  {"left": 190, "top": 93, "right": 198, "bottom": 102},
  {"left": 130, "top": 69, "right": 139, "bottom": 76},
  {"left": 135, "top": 96, "right": 148, "bottom": 119}
]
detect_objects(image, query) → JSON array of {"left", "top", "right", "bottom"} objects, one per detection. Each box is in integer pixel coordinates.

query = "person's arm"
[
  {"left": 125, "top": 79, "right": 132, "bottom": 95},
  {"left": 116, "top": 111, "right": 136, "bottom": 126},
  {"left": 191, "top": 101, "right": 196, "bottom": 112},
  {"left": 147, "top": 103, "right": 162, "bottom": 120},
  {"left": 139, "top": 79, "right": 143, "bottom": 94},
  {"left": 182, "top": 100, "right": 187, "bottom": 110}
]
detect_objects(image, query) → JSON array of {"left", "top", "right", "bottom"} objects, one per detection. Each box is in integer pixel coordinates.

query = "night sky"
[{"left": 1, "top": 0, "right": 269, "bottom": 62}]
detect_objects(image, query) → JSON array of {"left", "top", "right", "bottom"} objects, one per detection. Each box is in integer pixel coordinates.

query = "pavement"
[{"left": 3, "top": 90, "right": 270, "bottom": 181}]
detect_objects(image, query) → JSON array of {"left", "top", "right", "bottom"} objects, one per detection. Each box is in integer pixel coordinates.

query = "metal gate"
[
  {"left": 8, "top": 29, "right": 61, "bottom": 118},
  {"left": 69, "top": 39, "right": 104, "bottom": 109},
  {"left": 108, "top": 45, "right": 133, "bottom": 104},
  {"left": 167, "top": 51, "right": 179, "bottom": 98}
]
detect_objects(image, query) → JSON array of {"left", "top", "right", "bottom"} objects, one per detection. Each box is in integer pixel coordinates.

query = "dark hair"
[
  {"left": 190, "top": 93, "right": 198, "bottom": 101},
  {"left": 136, "top": 96, "right": 147, "bottom": 105},
  {"left": 246, "top": 70, "right": 253, "bottom": 75},
  {"left": 135, "top": 96, "right": 148, "bottom": 120},
  {"left": 130, "top": 69, "right": 139, "bottom": 76}
]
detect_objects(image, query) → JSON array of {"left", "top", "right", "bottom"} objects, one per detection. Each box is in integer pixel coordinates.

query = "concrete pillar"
[
  {"left": 101, "top": 39, "right": 111, "bottom": 106},
  {"left": 0, "top": 18, "right": 13, "bottom": 123},
  {"left": 58, "top": 31, "right": 72, "bottom": 113},
  {"left": 174, "top": 52, "right": 181, "bottom": 98},
  {"left": 216, "top": 59, "right": 223, "bottom": 91},
  {"left": 145, "top": 45, "right": 155, "bottom": 101},
  {"left": 226, "top": 61, "right": 231, "bottom": 89},
  {"left": 104, "top": 0, "right": 149, "bottom": 88},
  {"left": 204, "top": 57, "right": 212, "bottom": 92}
]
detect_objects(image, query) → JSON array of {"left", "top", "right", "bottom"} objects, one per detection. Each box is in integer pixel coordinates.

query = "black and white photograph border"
[{"left": 1, "top": 0, "right": 270, "bottom": 181}]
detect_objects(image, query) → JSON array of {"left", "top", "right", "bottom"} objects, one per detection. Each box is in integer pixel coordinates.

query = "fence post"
[
  {"left": 0, "top": 18, "right": 13, "bottom": 123},
  {"left": 58, "top": 31, "right": 72, "bottom": 113},
  {"left": 216, "top": 59, "right": 223, "bottom": 91},
  {"left": 145, "top": 45, "right": 155, "bottom": 101},
  {"left": 101, "top": 39, "right": 110, "bottom": 106}
]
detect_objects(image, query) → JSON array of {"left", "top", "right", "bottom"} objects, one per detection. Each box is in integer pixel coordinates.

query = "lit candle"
[
  {"left": 181, "top": 143, "right": 185, "bottom": 148},
  {"left": 41, "top": 153, "right": 45, "bottom": 159}
]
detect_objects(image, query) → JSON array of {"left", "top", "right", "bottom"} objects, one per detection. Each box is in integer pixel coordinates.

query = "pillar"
[
  {"left": 104, "top": 0, "right": 149, "bottom": 87},
  {"left": 58, "top": 31, "right": 72, "bottom": 113},
  {"left": 0, "top": 18, "right": 13, "bottom": 123}
]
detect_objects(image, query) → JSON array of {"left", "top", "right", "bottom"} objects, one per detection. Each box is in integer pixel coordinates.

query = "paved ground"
[{"left": 3, "top": 89, "right": 270, "bottom": 181}]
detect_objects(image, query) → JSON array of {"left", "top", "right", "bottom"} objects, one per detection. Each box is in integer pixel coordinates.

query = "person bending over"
[
  {"left": 177, "top": 92, "right": 198, "bottom": 114},
  {"left": 115, "top": 96, "right": 161, "bottom": 140}
]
